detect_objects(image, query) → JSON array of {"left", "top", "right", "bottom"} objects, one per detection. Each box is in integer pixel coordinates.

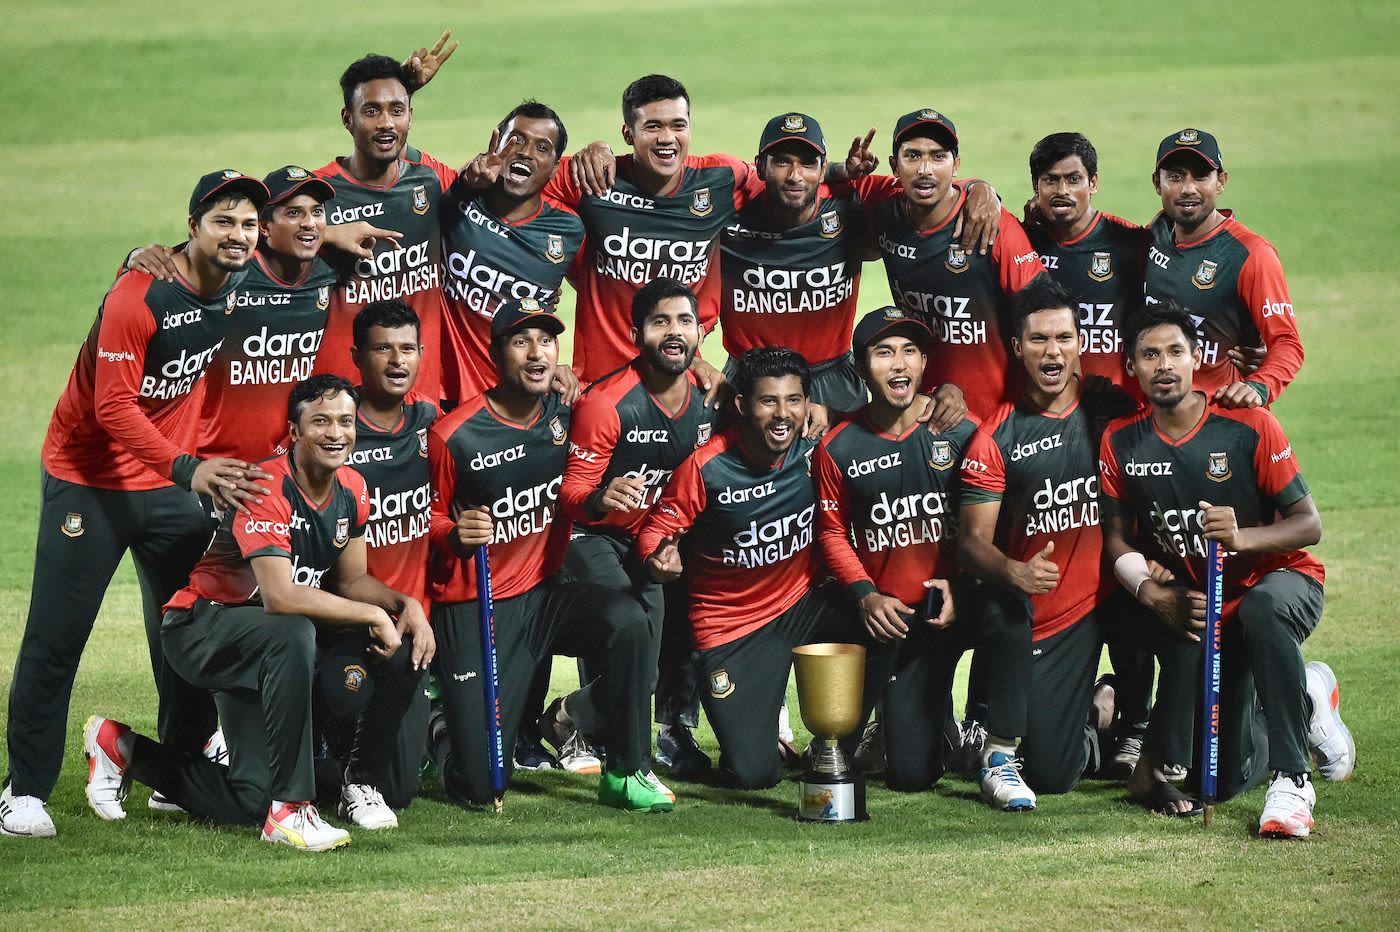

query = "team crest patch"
[
  {"left": 945, "top": 244, "right": 969, "bottom": 273},
  {"left": 412, "top": 184, "right": 429, "bottom": 215},
  {"left": 819, "top": 210, "right": 842, "bottom": 238},
  {"left": 883, "top": 307, "right": 906, "bottom": 320},
  {"left": 919, "top": 109, "right": 941, "bottom": 121},
  {"left": 549, "top": 415, "right": 566, "bottom": 445},
  {"left": 286, "top": 166, "right": 309, "bottom": 180},
  {"left": 61, "top": 512, "right": 84, "bottom": 538},
  {"left": 520, "top": 297, "right": 543, "bottom": 312},
  {"left": 1207, "top": 451, "right": 1232, "bottom": 482},
  {"left": 316, "top": 285, "right": 330, "bottom": 311},
  {"left": 226, "top": 291, "right": 237, "bottom": 314},
  {"left": 334, "top": 517, "right": 350, "bottom": 548},
  {"left": 709, "top": 668, "right": 735, "bottom": 699},
  {"left": 929, "top": 440, "right": 954, "bottom": 470},
  {"left": 690, "top": 187, "right": 713, "bottom": 217},
  {"left": 697, "top": 422, "right": 712, "bottom": 447},
  {"left": 343, "top": 664, "right": 367, "bottom": 693},
  {"left": 221, "top": 169, "right": 241, "bottom": 180},
  {"left": 1192, "top": 260, "right": 1218, "bottom": 290},
  {"left": 1177, "top": 129, "right": 1201, "bottom": 145},
  {"left": 545, "top": 233, "right": 566, "bottom": 264},
  {"left": 782, "top": 114, "right": 806, "bottom": 133},
  {"left": 1089, "top": 251, "right": 1113, "bottom": 282},
  {"left": 417, "top": 427, "right": 429, "bottom": 458},
  {"left": 804, "top": 446, "right": 814, "bottom": 477}
]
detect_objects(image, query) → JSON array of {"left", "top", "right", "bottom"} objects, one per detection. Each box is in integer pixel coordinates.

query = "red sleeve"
[
  {"left": 1248, "top": 409, "right": 1304, "bottom": 502},
  {"left": 92, "top": 276, "right": 185, "bottom": 479},
  {"left": 542, "top": 155, "right": 583, "bottom": 209},
  {"left": 346, "top": 468, "right": 371, "bottom": 533},
  {"left": 990, "top": 211, "right": 1049, "bottom": 296},
  {"left": 1237, "top": 244, "right": 1302, "bottom": 403},
  {"left": 814, "top": 441, "right": 872, "bottom": 592},
  {"left": 849, "top": 174, "right": 902, "bottom": 205},
  {"left": 959, "top": 428, "right": 1006, "bottom": 499},
  {"left": 726, "top": 154, "right": 764, "bottom": 208},
  {"left": 1098, "top": 427, "right": 1124, "bottom": 501},
  {"left": 560, "top": 394, "right": 622, "bottom": 523},
  {"left": 417, "top": 150, "right": 458, "bottom": 193},
  {"left": 427, "top": 424, "right": 459, "bottom": 555},
  {"left": 235, "top": 486, "right": 294, "bottom": 559},
  {"left": 635, "top": 453, "right": 707, "bottom": 560}
]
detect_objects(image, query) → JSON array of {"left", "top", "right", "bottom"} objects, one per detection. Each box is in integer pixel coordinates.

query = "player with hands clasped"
[
  {"left": 1100, "top": 302, "right": 1351, "bottom": 836},
  {"left": 81, "top": 375, "right": 432, "bottom": 852}
]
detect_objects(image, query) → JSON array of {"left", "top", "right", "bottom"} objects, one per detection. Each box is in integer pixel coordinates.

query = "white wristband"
[{"left": 1113, "top": 551, "right": 1152, "bottom": 599}]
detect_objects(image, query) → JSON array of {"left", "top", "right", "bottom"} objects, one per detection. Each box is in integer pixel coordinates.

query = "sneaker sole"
[
  {"left": 148, "top": 796, "right": 186, "bottom": 814},
  {"left": 1259, "top": 818, "right": 1312, "bottom": 839},
  {"left": 562, "top": 763, "right": 603, "bottom": 775},
  {"left": 1308, "top": 662, "right": 1356, "bottom": 782},
  {"left": 0, "top": 822, "right": 57, "bottom": 838},
  {"left": 261, "top": 831, "right": 353, "bottom": 852}
]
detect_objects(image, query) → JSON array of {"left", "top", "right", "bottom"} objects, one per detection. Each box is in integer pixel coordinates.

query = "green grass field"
[{"left": 3, "top": 0, "right": 1399, "bottom": 927}]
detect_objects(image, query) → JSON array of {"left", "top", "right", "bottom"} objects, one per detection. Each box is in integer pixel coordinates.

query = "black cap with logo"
[
  {"left": 491, "top": 297, "right": 566, "bottom": 341},
  {"left": 188, "top": 169, "right": 270, "bottom": 215},
  {"left": 1155, "top": 128, "right": 1224, "bottom": 172},
  {"left": 852, "top": 306, "right": 932, "bottom": 358},
  {"left": 757, "top": 112, "right": 827, "bottom": 158},
  {"left": 263, "top": 165, "right": 336, "bottom": 206},
  {"left": 892, "top": 108, "right": 958, "bottom": 153}
]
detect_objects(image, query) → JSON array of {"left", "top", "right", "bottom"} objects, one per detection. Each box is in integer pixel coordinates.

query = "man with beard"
[
  {"left": 1101, "top": 302, "right": 1351, "bottom": 835},
  {"left": 560, "top": 277, "right": 720, "bottom": 778},
  {"left": 426, "top": 300, "right": 667, "bottom": 812},
  {"left": 1143, "top": 129, "right": 1303, "bottom": 408},
  {"left": 442, "top": 101, "right": 586, "bottom": 404},
  {"left": 81, "top": 375, "right": 432, "bottom": 851},
  {"left": 637, "top": 348, "right": 871, "bottom": 790},
  {"left": 2, "top": 172, "right": 273, "bottom": 838},
  {"left": 958, "top": 276, "right": 1136, "bottom": 808}
]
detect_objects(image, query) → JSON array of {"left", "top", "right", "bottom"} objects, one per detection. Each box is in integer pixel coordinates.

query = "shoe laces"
[
  {"left": 963, "top": 720, "right": 988, "bottom": 749},
  {"left": 1273, "top": 770, "right": 1309, "bottom": 789},
  {"left": 348, "top": 783, "right": 386, "bottom": 808},
  {"left": 1116, "top": 735, "right": 1144, "bottom": 758},
  {"left": 989, "top": 756, "right": 1027, "bottom": 786},
  {"left": 562, "top": 730, "right": 596, "bottom": 760}
]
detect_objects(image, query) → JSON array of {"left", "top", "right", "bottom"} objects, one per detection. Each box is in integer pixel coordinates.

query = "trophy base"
[{"left": 797, "top": 772, "right": 868, "bottom": 823}]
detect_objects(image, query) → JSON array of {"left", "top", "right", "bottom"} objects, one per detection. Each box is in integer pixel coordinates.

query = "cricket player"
[
  {"left": 1143, "top": 128, "right": 1303, "bottom": 408},
  {"left": 81, "top": 374, "right": 434, "bottom": 851},
  {"left": 1101, "top": 301, "right": 1353, "bottom": 835},
  {"left": 1, "top": 171, "right": 273, "bottom": 839},
  {"left": 958, "top": 276, "right": 1138, "bottom": 806},
  {"left": 637, "top": 347, "right": 873, "bottom": 790},
  {"left": 560, "top": 276, "right": 720, "bottom": 777},
  {"left": 426, "top": 299, "right": 669, "bottom": 813},
  {"left": 442, "top": 101, "right": 586, "bottom": 403}
]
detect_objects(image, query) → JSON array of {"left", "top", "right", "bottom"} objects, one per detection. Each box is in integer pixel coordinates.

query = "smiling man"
[{"left": 81, "top": 374, "right": 433, "bottom": 851}]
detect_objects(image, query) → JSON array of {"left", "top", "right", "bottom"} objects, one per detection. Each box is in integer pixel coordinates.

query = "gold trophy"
[{"left": 792, "top": 643, "right": 868, "bottom": 822}]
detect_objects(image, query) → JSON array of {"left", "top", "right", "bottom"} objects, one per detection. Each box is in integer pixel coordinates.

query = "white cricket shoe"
[
  {"left": 261, "top": 801, "right": 351, "bottom": 851},
  {"left": 1259, "top": 771, "right": 1316, "bottom": 839},
  {"left": 644, "top": 769, "right": 677, "bottom": 804},
  {"left": 83, "top": 715, "right": 130, "bottom": 821},
  {"left": 1, "top": 785, "right": 56, "bottom": 838},
  {"left": 1305, "top": 661, "right": 1356, "bottom": 782},
  {"left": 338, "top": 783, "right": 398, "bottom": 830},
  {"left": 979, "top": 751, "right": 1036, "bottom": 812}
]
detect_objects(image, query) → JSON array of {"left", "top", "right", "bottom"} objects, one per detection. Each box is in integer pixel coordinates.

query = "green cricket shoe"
[{"left": 598, "top": 768, "right": 674, "bottom": 813}]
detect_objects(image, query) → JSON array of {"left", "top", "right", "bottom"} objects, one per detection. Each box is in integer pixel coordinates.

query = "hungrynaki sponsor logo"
[
  {"left": 366, "top": 482, "right": 431, "bottom": 547},
  {"left": 445, "top": 247, "right": 553, "bottom": 316},
  {"left": 489, "top": 476, "right": 562, "bottom": 545},
  {"left": 721, "top": 503, "right": 815, "bottom": 569},
  {"left": 1271, "top": 444, "right": 1293, "bottom": 464},
  {"left": 862, "top": 489, "right": 952, "bottom": 551},
  {"left": 140, "top": 341, "right": 224, "bottom": 400},
  {"left": 98, "top": 347, "right": 137, "bottom": 363},
  {"left": 596, "top": 227, "right": 711, "bottom": 285},
  {"left": 1024, "top": 476, "right": 1099, "bottom": 536}
]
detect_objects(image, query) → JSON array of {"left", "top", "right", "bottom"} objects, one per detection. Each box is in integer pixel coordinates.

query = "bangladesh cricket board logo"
[
  {"left": 1207, "top": 451, "right": 1232, "bottom": 482},
  {"left": 1089, "top": 251, "right": 1114, "bottom": 282},
  {"left": 545, "top": 233, "right": 566, "bottom": 264},
  {"left": 549, "top": 415, "right": 566, "bottom": 445},
  {"left": 945, "top": 244, "right": 969, "bottom": 273},
  {"left": 929, "top": 440, "right": 954, "bottom": 470},
  {"left": 819, "top": 210, "right": 842, "bottom": 239},
  {"left": 61, "top": 512, "right": 84, "bottom": 538},
  {"left": 1177, "top": 129, "right": 1201, "bottom": 145},
  {"left": 343, "top": 664, "right": 367, "bottom": 692},
  {"left": 412, "top": 184, "right": 429, "bottom": 216},
  {"left": 334, "top": 517, "right": 350, "bottom": 548},
  {"left": 782, "top": 114, "right": 806, "bottom": 133},
  {"left": 709, "top": 668, "right": 735, "bottom": 699},
  {"left": 316, "top": 285, "right": 330, "bottom": 311},
  {"left": 696, "top": 422, "right": 712, "bottom": 447},
  {"left": 226, "top": 290, "right": 237, "bottom": 314},
  {"left": 417, "top": 427, "right": 429, "bottom": 458},
  {"left": 690, "top": 187, "right": 713, "bottom": 217},
  {"left": 1193, "top": 259, "right": 1218, "bottom": 290}
]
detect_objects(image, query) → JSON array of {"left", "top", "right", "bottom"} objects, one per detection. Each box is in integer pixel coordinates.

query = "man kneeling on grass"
[{"left": 84, "top": 375, "right": 434, "bottom": 852}]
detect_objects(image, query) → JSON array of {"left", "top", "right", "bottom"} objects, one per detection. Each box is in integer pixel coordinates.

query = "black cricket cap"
[
  {"left": 491, "top": 297, "right": 566, "bottom": 341},
  {"left": 757, "top": 112, "right": 826, "bottom": 158},
  {"left": 852, "top": 306, "right": 932, "bottom": 358},
  {"left": 892, "top": 108, "right": 958, "bottom": 153},
  {"left": 1155, "top": 128, "right": 1224, "bottom": 172},
  {"left": 263, "top": 165, "right": 336, "bottom": 206},
  {"left": 189, "top": 169, "right": 269, "bottom": 215}
]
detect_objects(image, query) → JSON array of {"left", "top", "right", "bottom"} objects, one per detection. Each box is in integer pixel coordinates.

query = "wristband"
[{"left": 1113, "top": 551, "right": 1152, "bottom": 599}]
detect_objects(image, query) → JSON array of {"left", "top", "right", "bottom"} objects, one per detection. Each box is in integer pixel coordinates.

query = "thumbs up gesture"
[{"left": 1011, "top": 540, "right": 1060, "bottom": 595}]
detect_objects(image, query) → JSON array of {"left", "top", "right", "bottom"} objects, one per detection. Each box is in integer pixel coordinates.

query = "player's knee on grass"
[{"left": 722, "top": 754, "right": 782, "bottom": 791}]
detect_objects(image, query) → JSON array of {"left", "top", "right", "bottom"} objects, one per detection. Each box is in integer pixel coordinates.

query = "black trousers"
[
  {"left": 430, "top": 571, "right": 651, "bottom": 806},
  {"left": 6, "top": 471, "right": 216, "bottom": 799},
  {"left": 1147, "top": 570, "right": 1324, "bottom": 800}
]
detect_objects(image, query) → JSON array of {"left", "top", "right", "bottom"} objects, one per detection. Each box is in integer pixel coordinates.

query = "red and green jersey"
[
  {"left": 816, "top": 412, "right": 975, "bottom": 606},
  {"left": 350, "top": 395, "right": 438, "bottom": 604},
  {"left": 1026, "top": 211, "right": 1148, "bottom": 390},
  {"left": 197, "top": 254, "right": 337, "bottom": 461},
  {"left": 544, "top": 153, "right": 764, "bottom": 380},
  {"left": 313, "top": 148, "right": 456, "bottom": 400},
  {"left": 870, "top": 189, "right": 1048, "bottom": 419},
  {"left": 43, "top": 268, "right": 243, "bottom": 491},
  {"left": 718, "top": 182, "right": 869, "bottom": 365},
  {"left": 636, "top": 428, "right": 819, "bottom": 651},
  {"left": 439, "top": 185, "right": 585, "bottom": 403},
  {"left": 560, "top": 359, "right": 717, "bottom": 542},
  {"left": 166, "top": 453, "right": 369, "bottom": 611},
  {"left": 1144, "top": 211, "right": 1302, "bottom": 404},
  {"left": 427, "top": 392, "right": 571, "bottom": 603},
  {"left": 1099, "top": 398, "right": 1324, "bottom": 620},
  {"left": 961, "top": 392, "right": 1116, "bottom": 640}
]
